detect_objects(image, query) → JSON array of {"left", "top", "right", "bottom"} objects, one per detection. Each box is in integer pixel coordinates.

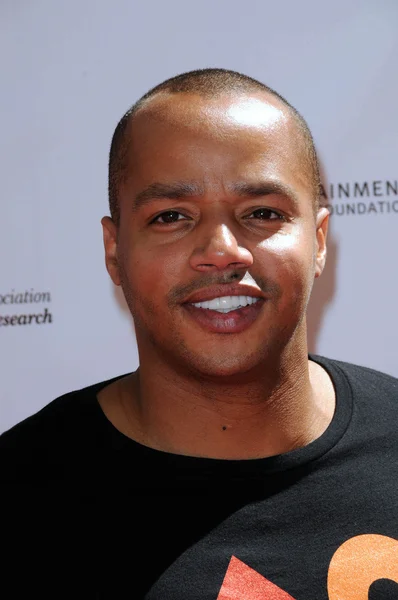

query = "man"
[{"left": 2, "top": 68, "right": 398, "bottom": 599}]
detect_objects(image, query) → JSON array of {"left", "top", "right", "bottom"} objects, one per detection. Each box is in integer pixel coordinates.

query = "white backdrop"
[{"left": 1, "top": 0, "right": 397, "bottom": 433}]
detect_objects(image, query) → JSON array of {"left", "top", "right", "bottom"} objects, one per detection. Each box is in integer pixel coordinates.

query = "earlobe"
[
  {"left": 101, "top": 216, "right": 121, "bottom": 286},
  {"left": 314, "top": 208, "right": 329, "bottom": 278}
]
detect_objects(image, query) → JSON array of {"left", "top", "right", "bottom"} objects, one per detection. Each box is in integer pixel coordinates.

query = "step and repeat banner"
[{"left": 1, "top": 0, "right": 397, "bottom": 433}]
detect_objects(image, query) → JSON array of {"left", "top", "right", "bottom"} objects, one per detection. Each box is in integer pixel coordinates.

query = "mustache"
[{"left": 168, "top": 271, "right": 281, "bottom": 304}]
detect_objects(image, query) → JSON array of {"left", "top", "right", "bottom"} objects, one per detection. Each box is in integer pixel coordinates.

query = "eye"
[
  {"left": 245, "top": 208, "right": 285, "bottom": 221},
  {"left": 150, "top": 210, "right": 188, "bottom": 224}
]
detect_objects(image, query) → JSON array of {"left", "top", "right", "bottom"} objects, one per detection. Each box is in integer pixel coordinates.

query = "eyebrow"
[
  {"left": 231, "top": 181, "right": 300, "bottom": 206},
  {"left": 132, "top": 180, "right": 299, "bottom": 211},
  {"left": 133, "top": 182, "right": 204, "bottom": 211}
]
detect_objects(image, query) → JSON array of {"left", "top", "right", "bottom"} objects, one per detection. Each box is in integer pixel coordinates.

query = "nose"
[{"left": 189, "top": 223, "right": 253, "bottom": 272}]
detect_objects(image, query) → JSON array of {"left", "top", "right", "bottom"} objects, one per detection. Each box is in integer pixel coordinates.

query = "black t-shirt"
[{"left": 1, "top": 354, "right": 398, "bottom": 599}]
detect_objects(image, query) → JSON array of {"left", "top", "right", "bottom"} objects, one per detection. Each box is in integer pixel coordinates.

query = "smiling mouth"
[
  {"left": 189, "top": 295, "right": 261, "bottom": 313},
  {"left": 183, "top": 295, "right": 265, "bottom": 334}
]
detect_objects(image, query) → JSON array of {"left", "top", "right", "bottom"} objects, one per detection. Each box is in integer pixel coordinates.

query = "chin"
[{"left": 178, "top": 347, "right": 267, "bottom": 380}]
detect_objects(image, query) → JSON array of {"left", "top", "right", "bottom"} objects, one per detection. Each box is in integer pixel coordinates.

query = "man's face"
[{"left": 103, "top": 92, "right": 328, "bottom": 378}]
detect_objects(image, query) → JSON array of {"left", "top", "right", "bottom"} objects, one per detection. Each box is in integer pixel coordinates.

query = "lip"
[
  {"left": 182, "top": 298, "right": 265, "bottom": 334},
  {"left": 182, "top": 284, "right": 266, "bottom": 305}
]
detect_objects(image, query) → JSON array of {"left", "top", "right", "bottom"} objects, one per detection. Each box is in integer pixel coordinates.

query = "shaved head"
[{"left": 108, "top": 68, "right": 321, "bottom": 224}]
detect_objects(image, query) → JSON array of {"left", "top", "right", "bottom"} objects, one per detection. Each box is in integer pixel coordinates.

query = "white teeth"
[{"left": 192, "top": 295, "right": 260, "bottom": 312}]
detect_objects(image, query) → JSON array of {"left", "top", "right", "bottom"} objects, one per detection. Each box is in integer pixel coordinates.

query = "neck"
[{"left": 111, "top": 340, "right": 335, "bottom": 460}]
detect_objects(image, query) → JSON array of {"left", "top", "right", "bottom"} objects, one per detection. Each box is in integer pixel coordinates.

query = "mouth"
[{"left": 182, "top": 295, "right": 265, "bottom": 334}]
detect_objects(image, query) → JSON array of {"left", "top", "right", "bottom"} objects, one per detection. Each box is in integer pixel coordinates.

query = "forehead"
[
  {"left": 130, "top": 91, "right": 291, "bottom": 147},
  {"left": 135, "top": 90, "right": 286, "bottom": 128},
  {"left": 123, "top": 92, "right": 310, "bottom": 192}
]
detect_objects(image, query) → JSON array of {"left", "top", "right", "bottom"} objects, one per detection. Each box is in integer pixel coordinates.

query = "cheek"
[
  {"left": 259, "top": 229, "right": 315, "bottom": 294},
  {"left": 121, "top": 242, "right": 185, "bottom": 309}
]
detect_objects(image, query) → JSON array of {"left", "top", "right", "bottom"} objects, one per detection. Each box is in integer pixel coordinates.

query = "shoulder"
[
  {"left": 0, "top": 373, "right": 128, "bottom": 481},
  {"left": 311, "top": 354, "right": 398, "bottom": 397},
  {"left": 0, "top": 375, "right": 123, "bottom": 447}
]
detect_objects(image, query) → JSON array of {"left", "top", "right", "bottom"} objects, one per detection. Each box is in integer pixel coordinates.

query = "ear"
[
  {"left": 314, "top": 207, "right": 329, "bottom": 278},
  {"left": 101, "top": 216, "right": 121, "bottom": 286}
]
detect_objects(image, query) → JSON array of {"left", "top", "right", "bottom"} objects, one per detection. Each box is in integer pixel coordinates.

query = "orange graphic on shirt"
[
  {"left": 217, "top": 534, "right": 398, "bottom": 599},
  {"left": 327, "top": 534, "right": 398, "bottom": 599},
  {"left": 217, "top": 555, "right": 296, "bottom": 599}
]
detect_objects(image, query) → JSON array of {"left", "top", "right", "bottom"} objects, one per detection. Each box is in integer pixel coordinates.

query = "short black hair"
[{"left": 108, "top": 68, "right": 321, "bottom": 223}]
